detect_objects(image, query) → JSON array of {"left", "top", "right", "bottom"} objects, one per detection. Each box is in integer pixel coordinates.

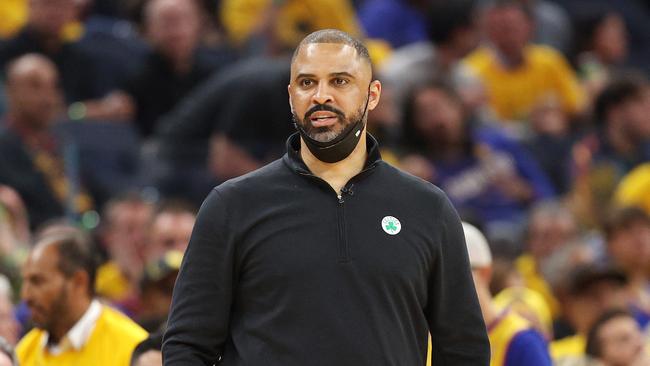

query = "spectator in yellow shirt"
[
  {"left": 17, "top": 225, "right": 148, "bottom": 366},
  {"left": 461, "top": 1, "right": 585, "bottom": 129},
  {"left": 0, "top": 0, "right": 27, "bottom": 39},
  {"left": 220, "top": 0, "right": 362, "bottom": 54}
]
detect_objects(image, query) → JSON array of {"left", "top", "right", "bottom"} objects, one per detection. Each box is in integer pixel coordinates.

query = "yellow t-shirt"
[
  {"left": 220, "top": 0, "right": 361, "bottom": 49},
  {"left": 489, "top": 310, "right": 533, "bottom": 366},
  {"left": 463, "top": 45, "right": 585, "bottom": 122},
  {"left": 515, "top": 254, "right": 561, "bottom": 319},
  {"left": 550, "top": 334, "right": 586, "bottom": 365},
  {"left": 95, "top": 261, "right": 133, "bottom": 302},
  {"left": 0, "top": 0, "right": 26, "bottom": 39},
  {"left": 17, "top": 305, "right": 148, "bottom": 366}
]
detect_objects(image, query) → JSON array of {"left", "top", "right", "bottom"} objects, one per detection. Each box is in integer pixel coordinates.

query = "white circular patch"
[{"left": 381, "top": 216, "right": 402, "bottom": 235}]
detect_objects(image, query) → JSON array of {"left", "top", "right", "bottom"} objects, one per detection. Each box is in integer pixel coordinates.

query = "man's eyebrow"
[
  {"left": 294, "top": 72, "right": 356, "bottom": 81},
  {"left": 295, "top": 73, "right": 316, "bottom": 81}
]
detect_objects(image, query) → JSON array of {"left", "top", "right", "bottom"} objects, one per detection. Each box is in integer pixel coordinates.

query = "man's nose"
[{"left": 312, "top": 83, "right": 333, "bottom": 105}]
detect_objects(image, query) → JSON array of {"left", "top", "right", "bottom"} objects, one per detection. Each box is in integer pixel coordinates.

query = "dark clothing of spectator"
[
  {"left": 0, "top": 27, "right": 104, "bottom": 103},
  {"left": 150, "top": 57, "right": 292, "bottom": 204},
  {"left": 526, "top": 133, "right": 579, "bottom": 195},
  {"left": 0, "top": 126, "right": 64, "bottom": 229},
  {"left": 430, "top": 126, "right": 555, "bottom": 227},
  {"left": 122, "top": 49, "right": 230, "bottom": 138}
]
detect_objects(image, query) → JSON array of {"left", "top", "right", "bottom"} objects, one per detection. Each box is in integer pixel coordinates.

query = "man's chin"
[{"left": 309, "top": 130, "right": 341, "bottom": 143}]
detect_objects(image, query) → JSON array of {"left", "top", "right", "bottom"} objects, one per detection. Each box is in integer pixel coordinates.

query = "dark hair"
[
  {"left": 585, "top": 309, "right": 635, "bottom": 359},
  {"left": 594, "top": 75, "right": 648, "bottom": 124},
  {"left": 485, "top": 0, "right": 533, "bottom": 19},
  {"left": 130, "top": 332, "right": 163, "bottom": 366},
  {"left": 603, "top": 206, "right": 650, "bottom": 241},
  {"left": 572, "top": 5, "right": 619, "bottom": 56},
  {"left": 400, "top": 79, "right": 472, "bottom": 155},
  {"left": 291, "top": 29, "right": 372, "bottom": 70},
  {"left": 35, "top": 225, "right": 98, "bottom": 297},
  {"left": 427, "top": 0, "right": 476, "bottom": 45}
]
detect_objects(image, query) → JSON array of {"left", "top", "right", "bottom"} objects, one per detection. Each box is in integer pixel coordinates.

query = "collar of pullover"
[{"left": 283, "top": 132, "right": 383, "bottom": 176}]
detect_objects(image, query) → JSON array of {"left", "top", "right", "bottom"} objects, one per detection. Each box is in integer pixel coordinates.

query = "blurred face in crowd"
[
  {"left": 21, "top": 242, "right": 74, "bottom": 334},
  {"left": 104, "top": 200, "right": 153, "bottom": 261},
  {"left": 608, "top": 219, "right": 650, "bottom": 274},
  {"left": 28, "top": 0, "right": 77, "bottom": 36},
  {"left": 527, "top": 209, "right": 577, "bottom": 260},
  {"left": 0, "top": 294, "right": 19, "bottom": 346},
  {"left": 593, "top": 13, "right": 628, "bottom": 65},
  {"left": 412, "top": 86, "right": 465, "bottom": 147},
  {"left": 145, "top": 0, "right": 202, "bottom": 65},
  {"left": 567, "top": 280, "right": 628, "bottom": 334},
  {"left": 595, "top": 315, "right": 646, "bottom": 366},
  {"left": 6, "top": 55, "right": 61, "bottom": 130},
  {"left": 485, "top": 5, "right": 532, "bottom": 63},
  {"left": 148, "top": 211, "right": 195, "bottom": 261},
  {"left": 289, "top": 43, "right": 380, "bottom": 143},
  {"left": 134, "top": 350, "right": 163, "bottom": 366},
  {"left": 618, "top": 86, "right": 650, "bottom": 141}
]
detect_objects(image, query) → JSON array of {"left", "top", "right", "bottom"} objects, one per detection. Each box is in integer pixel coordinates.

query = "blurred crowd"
[{"left": 0, "top": 0, "right": 649, "bottom": 365}]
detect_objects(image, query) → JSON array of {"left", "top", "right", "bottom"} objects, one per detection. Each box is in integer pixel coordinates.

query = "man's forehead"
[
  {"left": 27, "top": 240, "right": 59, "bottom": 266},
  {"left": 291, "top": 43, "right": 369, "bottom": 75}
]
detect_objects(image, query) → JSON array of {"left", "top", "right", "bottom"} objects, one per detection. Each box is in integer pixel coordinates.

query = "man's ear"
[
  {"left": 71, "top": 270, "right": 90, "bottom": 295},
  {"left": 367, "top": 79, "right": 382, "bottom": 111}
]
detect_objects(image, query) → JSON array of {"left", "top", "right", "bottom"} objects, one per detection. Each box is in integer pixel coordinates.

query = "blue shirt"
[
  {"left": 505, "top": 329, "right": 552, "bottom": 366},
  {"left": 357, "top": 0, "right": 427, "bottom": 48}
]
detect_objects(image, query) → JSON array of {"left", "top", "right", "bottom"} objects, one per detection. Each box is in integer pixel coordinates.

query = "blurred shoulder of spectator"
[
  {"left": 357, "top": 0, "right": 428, "bottom": 49},
  {"left": 0, "top": 0, "right": 107, "bottom": 103},
  {"left": 614, "top": 163, "right": 650, "bottom": 215},
  {"left": 220, "top": 0, "right": 361, "bottom": 55}
]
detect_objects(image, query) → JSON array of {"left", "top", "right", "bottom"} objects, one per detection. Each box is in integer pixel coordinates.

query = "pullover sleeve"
[
  {"left": 163, "top": 188, "right": 235, "bottom": 365},
  {"left": 426, "top": 193, "right": 491, "bottom": 365}
]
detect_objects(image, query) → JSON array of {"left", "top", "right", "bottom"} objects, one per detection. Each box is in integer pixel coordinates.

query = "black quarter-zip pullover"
[{"left": 163, "top": 133, "right": 490, "bottom": 365}]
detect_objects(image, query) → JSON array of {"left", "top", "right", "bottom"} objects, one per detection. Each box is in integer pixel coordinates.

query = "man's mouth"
[{"left": 309, "top": 112, "right": 339, "bottom": 127}]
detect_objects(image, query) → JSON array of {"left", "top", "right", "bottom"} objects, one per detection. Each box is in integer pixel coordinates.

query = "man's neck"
[
  {"left": 50, "top": 297, "right": 92, "bottom": 343},
  {"left": 300, "top": 133, "right": 368, "bottom": 195}
]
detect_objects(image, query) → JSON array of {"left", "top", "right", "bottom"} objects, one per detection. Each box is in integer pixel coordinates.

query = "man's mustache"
[{"left": 305, "top": 104, "right": 346, "bottom": 120}]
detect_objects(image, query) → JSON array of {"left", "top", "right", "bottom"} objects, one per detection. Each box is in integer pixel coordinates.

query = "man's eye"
[
  {"left": 334, "top": 78, "right": 348, "bottom": 86},
  {"left": 301, "top": 79, "right": 313, "bottom": 87}
]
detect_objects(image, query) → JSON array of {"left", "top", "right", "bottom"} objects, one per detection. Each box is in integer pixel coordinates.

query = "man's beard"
[
  {"left": 34, "top": 285, "right": 69, "bottom": 341},
  {"left": 293, "top": 103, "right": 366, "bottom": 143}
]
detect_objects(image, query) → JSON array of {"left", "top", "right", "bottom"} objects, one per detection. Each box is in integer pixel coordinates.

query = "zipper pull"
[{"left": 337, "top": 194, "right": 344, "bottom": 203}]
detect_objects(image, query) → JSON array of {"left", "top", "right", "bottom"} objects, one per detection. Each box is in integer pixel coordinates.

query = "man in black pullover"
[{"left": 163, "top": 29, "right": 490, "bottom": 365}]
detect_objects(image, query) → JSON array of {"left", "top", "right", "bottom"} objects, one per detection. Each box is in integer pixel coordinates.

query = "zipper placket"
[
  {"left": 298, "top": 162, "right": 376, "bottom": 264},
  {"left": 336, "top": 190, "right": 350, "bottom": 263}
]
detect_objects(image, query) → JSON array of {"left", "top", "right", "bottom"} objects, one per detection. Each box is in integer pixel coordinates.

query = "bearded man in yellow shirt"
[
  {"left": 462, "top": 1, "right": 585, "bottom": 128},
  {"left": 17, "top": 226, "right": 148, "bottom": 366}
]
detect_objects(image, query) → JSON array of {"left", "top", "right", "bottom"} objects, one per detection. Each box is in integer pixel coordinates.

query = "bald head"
[
  {"left": 5, "top": 54, "right": 61, "bottom": 130},
  {"left": 6, "top": 54, "right": 57, "bottom": 84},
  {"left": 292, "top": 29, "right": 372, "bottom": 73}
]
